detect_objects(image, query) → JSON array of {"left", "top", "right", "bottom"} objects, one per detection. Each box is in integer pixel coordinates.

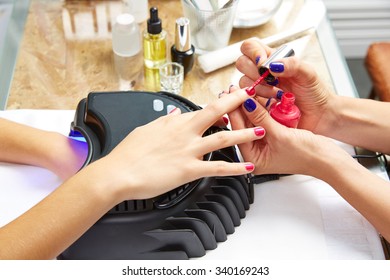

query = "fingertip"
[
  {"left": 243, "top": 98, "right": 257, "bottom": 112},
  {"left": 214, "top": 116, "right": 229, "bottom": 127},
  {"left": 253, "top": 127, "right": 265, "bottom": 137},
  {"left": 244, "top": 163, "right": 255, "bottom": 172},
  {"left": 223, "top": 116, "right": 229, "bottom": 126},
  {"left": 229, "top": 84, "right": 239, "bottom": 93}
]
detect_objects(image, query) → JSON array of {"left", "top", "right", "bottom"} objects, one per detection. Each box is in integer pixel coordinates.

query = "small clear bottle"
[
  {"left": 112, "top": 13, "right": 141, "bottom": 57},
  {"left": 143, "top": 7, "right": 167, "bottom": 69}
]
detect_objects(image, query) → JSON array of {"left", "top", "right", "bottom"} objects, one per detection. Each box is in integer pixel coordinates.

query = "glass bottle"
[
  {"left": 112, "top": 13, "right": 141, "bottom": 57},
  {"left": 143, "top": 7, "right": 167, "bottom": 69}
]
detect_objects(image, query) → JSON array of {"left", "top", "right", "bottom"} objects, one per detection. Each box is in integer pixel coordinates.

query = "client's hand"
[{"left": 95, "top": 88, "right": 266, "bottom": 200}]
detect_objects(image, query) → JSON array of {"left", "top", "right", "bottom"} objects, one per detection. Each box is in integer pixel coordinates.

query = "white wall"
[{"left": 321, "top": 0, "right": 390, "bottom": 58}]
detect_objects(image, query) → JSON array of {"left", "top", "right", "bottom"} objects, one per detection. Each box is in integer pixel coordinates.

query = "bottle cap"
[
  {"left": 116, "top": 13, "right": 135, "bottom": 27},
  {"left": 147, "top": 7, "right": 162, "bottom": 34},
  {"left": 175, "top": 17, "right": 191, "bottom": 52},
  {"left": 114, "top": 13, "right": 136, "bottom": 33}
]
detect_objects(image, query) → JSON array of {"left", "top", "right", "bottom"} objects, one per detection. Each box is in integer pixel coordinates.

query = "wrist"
[
  {"left": 304, "top": 136, "right": 357, "bottom": 183},
  {"left": 46, "top": 133, "right": 88, "bottom": 180},
  {"left": 76, "top": 159, "right": 126, "bottom": 206},
  {"left": 312, "top": 93, "right": 342, "bottom": 137},
  {"left": 82, "top": 156, "right": 144, "bottom": 204}
]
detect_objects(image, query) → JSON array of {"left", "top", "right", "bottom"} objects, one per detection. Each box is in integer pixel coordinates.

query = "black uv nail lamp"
[{"left": 58, "top": 91, "right": 254, "bottom": 260}]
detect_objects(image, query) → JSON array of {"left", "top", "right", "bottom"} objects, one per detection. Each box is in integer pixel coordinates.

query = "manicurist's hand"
[
  {"left": 236, "top": 39, "right": 338, "bottom": 136},
  {"left": 227, "top": 94, "right": 351, "bottom": 178},
  {"left": 227, "top": 89, "right": 390, "bottom": 244}
]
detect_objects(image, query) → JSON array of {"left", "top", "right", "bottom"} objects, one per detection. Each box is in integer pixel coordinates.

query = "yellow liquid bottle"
[{"left": 143, "top": 7, "right": 167, "bottom": 69}]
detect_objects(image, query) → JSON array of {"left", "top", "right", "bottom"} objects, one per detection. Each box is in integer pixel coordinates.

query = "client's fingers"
[
  {"left": 197, "top": 126, "right": 265, "bottom": 155},
  {"left": 192, "top": 88, "right": 254, "bottom": 131},
  {"left": 194, "top": 160, "right": 256, "bottom": 178}
]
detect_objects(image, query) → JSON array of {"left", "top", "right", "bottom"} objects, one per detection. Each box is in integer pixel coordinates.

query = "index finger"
[
  {"left": 236, "top": 40, "right": 274, "bottom": 85},
  {"left": 192, "top": 88, "right": 254, "bottom": 131},
  {"left": 240, "top": 39, "right": 274, "bottom": 67}
]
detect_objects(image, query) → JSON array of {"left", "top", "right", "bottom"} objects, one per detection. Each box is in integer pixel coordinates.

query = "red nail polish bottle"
[{"left": 269, "top": 92, "right": 301, "bottom": 128}]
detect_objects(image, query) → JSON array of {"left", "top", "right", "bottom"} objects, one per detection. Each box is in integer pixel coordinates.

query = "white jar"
[
  {"left": 112, "top": 13, "right": 141, "bottom": 57},
  {"left": 122, "top": 0, "right": 148, "bottom": 23}
]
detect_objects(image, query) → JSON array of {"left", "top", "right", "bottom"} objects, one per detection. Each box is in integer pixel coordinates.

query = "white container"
[
  {"left": 233, "top": 0, "right": 283, "bottom": 28},
  {"left": 122, "top": 0, "right": 148, "bottom": 23},
  {"left": 112, "top": 13, "right": 141, "bottom": 57}
]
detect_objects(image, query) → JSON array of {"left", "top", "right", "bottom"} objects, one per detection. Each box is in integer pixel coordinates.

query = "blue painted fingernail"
[
  {"left": 267, "top": 78, "right": 279, "bottom": 86},
  {"left": 244, "top": 99, "right": 257, "bottom": 112},
  {"left": 255, "top": 55, "right": 261, "bottom": 65},
  {"left": 265, "top": 98, "right": 272, "bottom": 108},
  {"left": 276, "top": 90, "right": 284, "bottom": 99},
  {"left": 269, "top": 62, "right": 284, "bottom": 73}
]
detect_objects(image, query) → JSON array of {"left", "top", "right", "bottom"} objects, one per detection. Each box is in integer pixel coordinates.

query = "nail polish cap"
[
  {"left": 174, "top": 17, "right": 191, "bottom": 52},
  {"left": 259, "top": 44, "right": 295, "bottom": 82}
]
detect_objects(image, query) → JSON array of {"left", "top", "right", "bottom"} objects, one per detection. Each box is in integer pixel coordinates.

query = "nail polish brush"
[
  {"left": 246, "top": 44, "right": 295, "bottom": 95},
  {"left": 245, "top": 69, "right": 270, "bottom": 95}
]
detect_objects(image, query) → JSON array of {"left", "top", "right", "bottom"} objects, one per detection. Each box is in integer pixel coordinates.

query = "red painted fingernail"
[
  {"left": 245, "top": 163, "right": 255, "bottom": 171},
  {"left": 246, "top": 86, "right": 256, "bottom": 96},
  {"left": 254, "top": 127, "right": 265, "bottom": 136},
  {"left": 223, "top": 116, "right": 229, "bottom": 125}
]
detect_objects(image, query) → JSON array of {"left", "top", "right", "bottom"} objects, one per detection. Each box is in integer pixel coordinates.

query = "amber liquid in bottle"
[
  {"left": 143, "top": 31, "right": 167, "bottom": 69},
  {"left": 143, "top": 7, "right": 167, "bottom": 69}
]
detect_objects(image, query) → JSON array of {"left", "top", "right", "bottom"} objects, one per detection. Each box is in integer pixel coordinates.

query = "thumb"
[
  {"left": 242, "top": 98, "right": 274, "bottom": 127},
  {"left": 270, "top": 56, "right": 319, "bottom": 88}
]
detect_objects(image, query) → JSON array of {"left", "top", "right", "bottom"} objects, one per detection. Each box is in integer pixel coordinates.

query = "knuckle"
[
  {"left": 214, "top": 161, "right": 229, "bottom": 174},
  {"left": 203, "top": 102, "right": 221, "bottom": 116},
  {"left": 247, "top": 108, "right": 268, "bottom": 125},
  {"left": 215, "top": 131, "right": 230, "bottom": 146}
]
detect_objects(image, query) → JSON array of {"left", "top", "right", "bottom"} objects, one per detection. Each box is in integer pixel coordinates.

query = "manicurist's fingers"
[
  {"left": 236, "top": 55, "right": 259, "bottom": 82},
  {"left": 240, "top": 98, "right": 275, "bottom": 128},
  {"left": 235, "top": 39, "right": 273, "bottom": 82},
  {"left": 240, "top": 39, "right": 273, "bottom": 67},
  {"left": 268, "top": 56, "right": 318, "bottom": 87}
]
